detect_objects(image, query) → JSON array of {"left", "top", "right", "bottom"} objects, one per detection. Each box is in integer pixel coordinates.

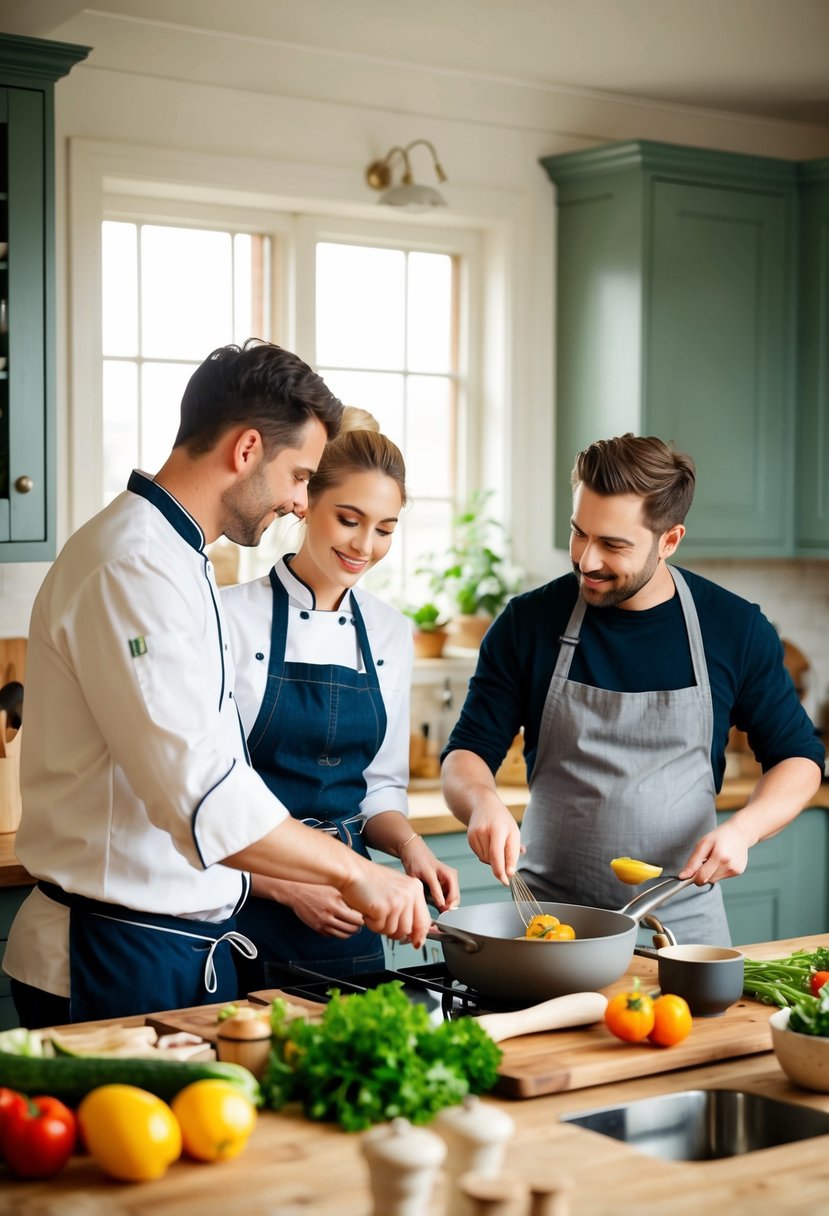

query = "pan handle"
[
  {"left": 618, "top": 875, "right": 700, "bottom": 923},
  {"left": 427, "top": 921, "right": 482, "bottom": 955}
]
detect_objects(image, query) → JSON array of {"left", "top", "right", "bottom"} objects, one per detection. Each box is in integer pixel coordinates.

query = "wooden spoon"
[{"left": 476, "top": 991, "right": 607, "bottom": 1043}]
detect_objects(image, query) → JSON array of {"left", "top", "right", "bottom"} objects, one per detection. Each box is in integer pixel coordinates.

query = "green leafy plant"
[
  {"left": 262, "top": 982, "right": 502, "bottom": 1131},
  {"left": 402, "top": 602, "right": 448, "bottom": 633},
  {"left": 419, "top": 490, "right": 521, "bottom": 618}
]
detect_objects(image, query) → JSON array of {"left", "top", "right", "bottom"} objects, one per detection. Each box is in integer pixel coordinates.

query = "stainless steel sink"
[{"left": 561, "top": 1088, "right": 829, "bottom": 1161}]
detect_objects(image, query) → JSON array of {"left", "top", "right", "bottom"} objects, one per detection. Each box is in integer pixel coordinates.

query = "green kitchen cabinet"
[
  {"left": 0, "top": 35, "right": 88, "bottom": 560},
  {"left": 795, "top": 157, "right": 829, "bottom": 552},
  {"left": 542, "top": 140, "right": 798, "bottom": 556}
]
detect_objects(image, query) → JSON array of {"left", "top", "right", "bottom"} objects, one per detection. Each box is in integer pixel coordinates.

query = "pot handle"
[
  {"left": 618, "top": 875, "right": 703, "bottom": 923},
  {"left": 427, "top": 921, "right": 482, "bottom": 955}
]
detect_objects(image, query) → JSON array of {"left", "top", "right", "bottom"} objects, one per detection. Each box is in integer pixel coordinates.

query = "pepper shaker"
[
  {"left": 434, "top": 1095, "right": 516, "bottom": 1216},
  {"left": 360, "top": 1117, "right": 447, "bottom": 1216},
  {"left": 528, "top": 1176, "right": 574, "bottom": 1216},
  {"left": 460, "top": 1173, "right": 528, "bottom": 1216}
]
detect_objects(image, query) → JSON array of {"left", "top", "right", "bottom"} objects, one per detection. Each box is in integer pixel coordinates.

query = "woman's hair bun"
[{"left": 339, "top": 405, "right": 380, "bottom": 435}]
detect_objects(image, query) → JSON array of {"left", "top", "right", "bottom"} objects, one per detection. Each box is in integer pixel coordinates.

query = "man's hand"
[
  {"left": 466, "top": 797, "right": 522, "bottom": 886},
  {"left": 678, "top": 819, "right": 751, "bottom": 885},
  {"left": 340, "top": 857, "right": 432, "bottom": 949},
  {"left": 283, "top": 882, "right": 367, "bottom": 937}
]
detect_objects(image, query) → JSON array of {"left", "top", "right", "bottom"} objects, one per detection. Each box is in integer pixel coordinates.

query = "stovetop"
[{"left": 262, "top": 960, "right": 521, "bottom": 1020}]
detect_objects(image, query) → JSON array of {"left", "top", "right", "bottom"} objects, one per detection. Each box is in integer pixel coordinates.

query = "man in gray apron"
[{"left": 441, "top": 434, "right": 824, "bottom": 944}]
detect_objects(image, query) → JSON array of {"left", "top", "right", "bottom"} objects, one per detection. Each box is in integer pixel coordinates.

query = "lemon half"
[{"left": 610, "top": 856, "right": 664, "bottom": 885}]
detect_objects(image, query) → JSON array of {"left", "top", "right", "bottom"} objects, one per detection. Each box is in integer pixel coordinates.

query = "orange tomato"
[
  {"left": 648, "top": 994, "right": 693, "bottom": 1047},
  {"left": 604, "top": 983, "right": 655, "bottom": 1042},
  {"left": 539, "top": 923, "right": 576, "bottom": 940},
  {"left": 526, "top": 914, "right": 560, "bottom": 938}
]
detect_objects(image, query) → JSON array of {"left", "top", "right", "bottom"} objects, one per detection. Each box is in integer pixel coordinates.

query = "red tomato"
[
  {"left": 0, "top": 1088, "right": 29, "bottom": 1159},
  {"left": 4, "top": 1095, "right": 77, "bottom": 1179},
  {"left": 810, "top": 970, "right": 829, "bottom": 998},
  {"left": 648, "top": 994, "right": 693, "bottom": 1047}
]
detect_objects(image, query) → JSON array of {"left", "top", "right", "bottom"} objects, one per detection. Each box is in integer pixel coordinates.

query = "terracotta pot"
[
  {"left": 413, "top": 628, "right": 449, "bottom": 659},
  {"left": 451, "top": 614, "right": 493, "bottom": 650}
]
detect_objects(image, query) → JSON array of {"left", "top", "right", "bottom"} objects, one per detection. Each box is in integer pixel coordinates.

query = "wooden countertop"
[
  {"left": 3, "top": 780, "right": 829, "bottom": 887},
  {"left": 4, "top": 936, "right": 829, "bottom": 1213}
]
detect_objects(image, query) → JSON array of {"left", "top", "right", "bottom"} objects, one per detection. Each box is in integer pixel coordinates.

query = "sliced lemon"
[{"left": 610, "top": 856, "right": 664, "bottom": 885}]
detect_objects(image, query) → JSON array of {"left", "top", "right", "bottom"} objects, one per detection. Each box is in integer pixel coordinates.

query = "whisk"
[{"left": 509, "top": 869, "right": 544, "bottom": 929}]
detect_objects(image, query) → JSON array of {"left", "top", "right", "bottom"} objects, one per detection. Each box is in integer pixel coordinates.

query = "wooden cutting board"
[{"left": 145, "top": 992, "right": 323, "bottom": 1042}]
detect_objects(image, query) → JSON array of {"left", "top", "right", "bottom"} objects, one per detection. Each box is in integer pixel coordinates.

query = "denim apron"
[
  {"left": 37, "top": 881, "right": 254, "bottom": 1022},
  {"left": 235, "top": 568, "right": 388, "bottom": 989},
  {"left": 519, "top": 567, "right": 730, "bottom": 945}
]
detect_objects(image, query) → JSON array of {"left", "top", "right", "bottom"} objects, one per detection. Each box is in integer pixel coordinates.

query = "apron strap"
[{"left": 201, "top": 930, "right": 258, "bottom": 994}]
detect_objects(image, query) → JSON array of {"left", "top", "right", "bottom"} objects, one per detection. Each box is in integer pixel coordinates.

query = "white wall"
[{"left": 2, "top": 28, "right": 828, "bottom": 728}]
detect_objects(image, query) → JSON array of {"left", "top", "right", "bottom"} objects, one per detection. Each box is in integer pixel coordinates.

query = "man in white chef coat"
[{"left": 5, "top": 341, "right": 431, "bottom": 1026}]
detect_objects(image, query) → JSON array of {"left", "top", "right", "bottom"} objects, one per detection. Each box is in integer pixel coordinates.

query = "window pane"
[
  {"left": 407, "top": 252, "right": 453, "bottom": 373},
  {"left": 102, "top": 222, "right": 138, "bottom": 357},
  {"left": 317, "top": 368, "right": 405, "bottom": 451},
  {"left": 403, "top": 498, "right": 455, "bottom": 605},
  {"left": 316, "top": 243, "right": 405, "bottom": 370},
  {"left": 405, "top": 375, "right": 454, "bottom": 497},
  {"left": 140, "top": 362, "right": 197, "bottom": 473},
  {"left": 102, "top": 360, "right": 138, "bottom": 501},
  {"left": 141, "top": 227, "right": 233, "bottom": 360}
]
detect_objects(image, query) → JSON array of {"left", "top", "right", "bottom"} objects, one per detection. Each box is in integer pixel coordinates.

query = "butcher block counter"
[{"left": 4, "top": 935, "right": 829, "bottom": 1215}]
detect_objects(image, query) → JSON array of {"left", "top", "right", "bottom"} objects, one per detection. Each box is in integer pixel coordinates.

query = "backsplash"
[{"left": 683, "top": 559, "right": 829, "bottom": 733}]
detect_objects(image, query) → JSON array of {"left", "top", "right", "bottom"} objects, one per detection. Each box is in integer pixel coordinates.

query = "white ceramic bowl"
[{"left": 769, "top": 1008, "right": 829, "bottom": 1092}]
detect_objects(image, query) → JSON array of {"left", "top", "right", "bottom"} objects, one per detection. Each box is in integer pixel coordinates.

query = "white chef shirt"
[
  {"left": 222, "top": 557, "right": 413, "bottom": 821},
  {"left": 5, "top": 472, "right": 291, "bottom": 995}
]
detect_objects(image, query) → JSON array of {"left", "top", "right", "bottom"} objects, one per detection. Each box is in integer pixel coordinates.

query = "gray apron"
[{"left": 519, "top": 566, "right": 730, "bottom": 945}]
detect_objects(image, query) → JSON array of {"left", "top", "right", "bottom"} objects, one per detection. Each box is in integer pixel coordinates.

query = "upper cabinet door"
[
  {"left": 795, "top": 160, "right": 829, "bottom": 553},
  {"left": 646, "top": 178, "right": 792, "bottom": 554}
]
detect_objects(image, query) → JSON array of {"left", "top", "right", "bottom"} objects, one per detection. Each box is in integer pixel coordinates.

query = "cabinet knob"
[{"left": 15, "top": 475, "right": 34, "bottom": 494}]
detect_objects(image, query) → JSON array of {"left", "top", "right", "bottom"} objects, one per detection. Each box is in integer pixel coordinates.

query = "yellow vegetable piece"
[
  {"left": 525, "top": 913, "right": 560, "bottom": 939},
  {"left": 610, "top": 856, "right": 664, "bottom": 885},
  {"left": 539, "top": 923, "right": 576, "bottom": 940},
  {"left": 171, "top": 1078, "right": 257, "bottom": 1163},
  {"left": 78, "top": 1084, "right": 182, "bottom": 1182}
]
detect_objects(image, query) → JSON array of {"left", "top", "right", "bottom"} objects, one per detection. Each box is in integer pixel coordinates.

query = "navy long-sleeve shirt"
[{"left": 442, "top": 567, "right": 825, "bottom": 791}]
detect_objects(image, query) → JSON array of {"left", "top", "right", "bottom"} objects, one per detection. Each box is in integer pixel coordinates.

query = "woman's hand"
[
  {"left": 252, "top": 874, "right": 366, "bottom": 937},
  {"left": 399, "top": 836, "right": 460, "bottom": 912}
]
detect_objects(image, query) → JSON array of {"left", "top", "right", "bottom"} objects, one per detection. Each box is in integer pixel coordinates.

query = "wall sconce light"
[{"left": 365, "top": 139, "right": 448, "bottom": 211}]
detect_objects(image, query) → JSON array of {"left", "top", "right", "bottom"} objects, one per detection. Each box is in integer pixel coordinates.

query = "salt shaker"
[
  {"left": 528, "top": 1176, "right": 574, "bottom": 1216},
  {"left": 360, "top": 1116, "right": 447, "bottom": 1216},
  {"left": 434, "top": 1095, "right": 516, "bottom": 1216},
  {"left": 460, "top": 1173, "right": 527, "bottom": 1216}
]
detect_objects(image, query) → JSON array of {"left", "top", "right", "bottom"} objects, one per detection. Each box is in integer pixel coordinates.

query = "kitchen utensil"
[
  {"left": 656, "top": 944, "right": 744, "bottom": 1017},
  {"left": 509, "top": 869, "right": 544, "bottom": 929},
  {"left": 476, "top": 990, "right": 607, "bottom": 1043},
  {"left": 429, "top": 876, "right": 695, "bottom": 1003},
  {"left": 361, "top": 1117, "right": 446, "bottom": 1216}
]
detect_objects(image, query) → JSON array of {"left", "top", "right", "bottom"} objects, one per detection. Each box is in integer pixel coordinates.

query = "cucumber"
[{"left": 0, "top": 1050, "right": 263, "bottom": 1107}]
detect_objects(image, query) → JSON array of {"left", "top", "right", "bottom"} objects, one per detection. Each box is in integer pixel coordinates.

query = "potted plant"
[
  {"left": 403, "top": 601, "right": 450, "bottom": 659},
  {"left": 419, "top": 491, "right": 521, "bottom": 650}
]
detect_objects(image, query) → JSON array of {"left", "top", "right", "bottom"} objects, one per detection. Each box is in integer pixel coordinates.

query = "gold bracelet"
[{"left": 399, "top": 832, "right": 420, "bottom": 854}]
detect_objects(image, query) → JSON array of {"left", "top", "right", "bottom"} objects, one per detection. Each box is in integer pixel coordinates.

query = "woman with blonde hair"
[{"left": 223, "top": 408, "right": 458, "bottom": 987}]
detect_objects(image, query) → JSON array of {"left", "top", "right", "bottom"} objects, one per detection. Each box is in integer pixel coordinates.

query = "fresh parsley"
[{"left": 261, "top": 981, "right": 502, "bottom": 1131}]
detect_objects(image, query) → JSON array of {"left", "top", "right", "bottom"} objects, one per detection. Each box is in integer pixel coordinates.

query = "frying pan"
[{"left": 429, "top": 876, "right": 696, "bottom": 1003}]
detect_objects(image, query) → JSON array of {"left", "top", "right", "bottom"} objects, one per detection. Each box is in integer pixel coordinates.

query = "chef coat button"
[
  {"left": 300, "top": 610, "right": 310, "bottom": 620},
  {"left": 228, "top": 690, "right": 234, "bottom": 699},
  {"left": 377, "top": 659, "right": 385, "bottom": 666},
  {"left": 255, "top": 652, "right": 265, "bottom": 661},
  {"left": 338, "top": 616, "right": 347, "bottom": 625}
]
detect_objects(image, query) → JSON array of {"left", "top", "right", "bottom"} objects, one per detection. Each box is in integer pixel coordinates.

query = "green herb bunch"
[
  {"left": 262, "top": 982, "right": 502, "bottom": 1132},
  {"left": 742, "top": 945, "right": 829, "bottom": 1007}
]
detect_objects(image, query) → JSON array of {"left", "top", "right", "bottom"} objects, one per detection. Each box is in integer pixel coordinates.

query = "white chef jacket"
[
  {"left": 222, "top": 557, "right": 413, "bottom": 822},
  {"left": 4, "top": 472, "right": 291, "bottom": 996}
]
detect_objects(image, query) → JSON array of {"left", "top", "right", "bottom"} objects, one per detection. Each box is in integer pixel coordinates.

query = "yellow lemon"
[{"left": 610, "top": 856, "right": 664, "bottom": 885}]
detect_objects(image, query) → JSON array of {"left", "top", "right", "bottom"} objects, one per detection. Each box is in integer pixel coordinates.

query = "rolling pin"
[{"left": 475, "top": 991, "right": 607, "bottom": 1043}]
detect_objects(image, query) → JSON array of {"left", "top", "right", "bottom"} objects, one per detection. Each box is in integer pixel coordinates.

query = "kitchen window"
[{"left": 101, "top": 212, "right": 477, "bottom": 603}]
